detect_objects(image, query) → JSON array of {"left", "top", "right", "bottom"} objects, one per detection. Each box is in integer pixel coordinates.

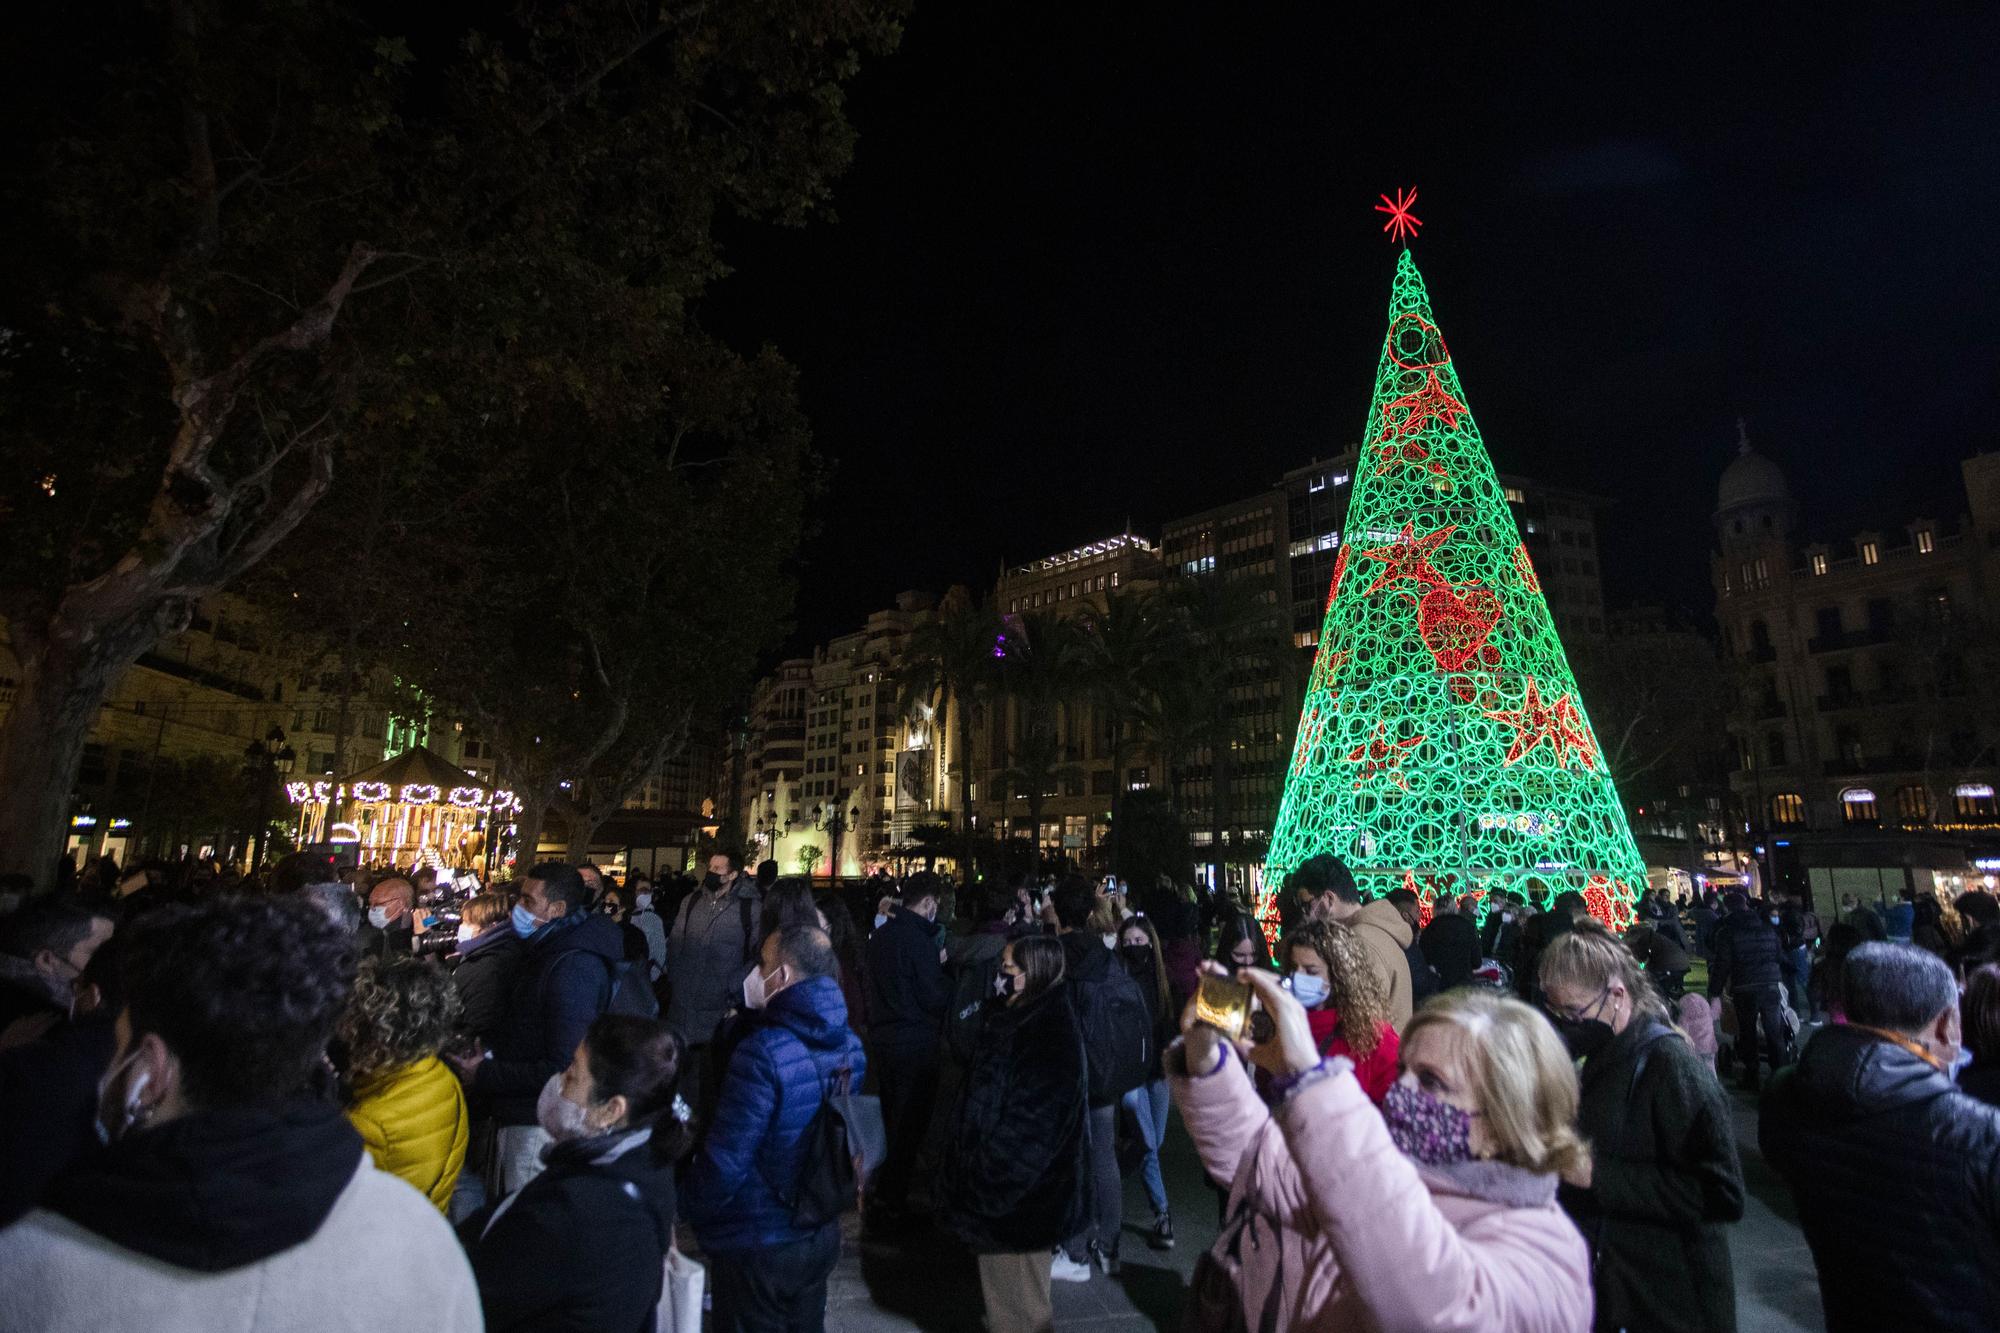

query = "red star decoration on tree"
[
  {"left": 1512, "top": 543, "right": 1541, "bottom": 594},
  {"left": 1360, "top": 523, "right": 1455, "bottom": 596},
  {"left": 1582, "top": 876, "right": 1637, "bottom": 930},
  {"left": 1372, "top": 369, "right": 1469, "bottom": 471},
  {"left": 1483, "top": 676, "right": 1599, "bottom": 770},
  {"left": 1346, "top": 723, "right": 1425, "bottom": 791},
  {"left": 1375, "top": 186, "right": 1422, "bottom": 245}
]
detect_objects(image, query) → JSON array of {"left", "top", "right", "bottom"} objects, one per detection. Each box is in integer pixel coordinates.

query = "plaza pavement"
[{"left": 821, "top": 1082, "right": 1827, "bottom": 1332}]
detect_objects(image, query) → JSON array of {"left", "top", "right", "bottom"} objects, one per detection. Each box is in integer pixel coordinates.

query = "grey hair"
[
  {"left": 303, "top": 881, "right": 361, "bottom": 934},
  {"left": 1841, "top": 942, "right": 1957, "bottom": 1033}
]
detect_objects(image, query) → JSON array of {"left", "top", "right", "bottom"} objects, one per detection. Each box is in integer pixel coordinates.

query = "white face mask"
[
  {"left": 536, "top": 1073, "right": 594, "bottom": 1142},
  {"left": 366, "top": 906, "right": 394, "bottom": 930},
  {"left": 872, "top": 914, "right": 888, "bottom": 931},
  {"left": 1101, "top": 932, "right": 1117, "bottom": 951},
  {"left": 635, "top": 893, "right": 653, "bottom": 911},
  {"left": 456, "top": 923, "right": 479, "bottom": 947},
  {"left": 743, "top": 964, "right": 783, "bottom": 1011}
]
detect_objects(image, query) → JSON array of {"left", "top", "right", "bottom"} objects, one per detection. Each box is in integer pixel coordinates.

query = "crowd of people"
[{"left": 1, "top": 846, "right": 1998, "bottom": 1331}]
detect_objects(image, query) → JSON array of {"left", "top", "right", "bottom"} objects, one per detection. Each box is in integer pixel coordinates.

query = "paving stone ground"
[{"left": 820, "top": 1083, "right": 1826, "bottom": 1332}]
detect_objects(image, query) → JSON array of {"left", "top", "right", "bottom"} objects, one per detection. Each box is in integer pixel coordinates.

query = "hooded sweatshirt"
[
  {"left": 1349, "top": 898, "right": 1416, "bottom": 1031},
  {"left": 0, "top": 1098, "right": 478, "bottom": 1332}
]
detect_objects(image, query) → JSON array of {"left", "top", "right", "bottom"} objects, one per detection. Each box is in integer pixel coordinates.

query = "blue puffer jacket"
[{"left": 681, "top": 973, "right": 866, "bottom": 1254}]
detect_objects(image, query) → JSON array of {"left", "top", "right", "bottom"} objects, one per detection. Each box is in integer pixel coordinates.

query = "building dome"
[{"left": 1716, "top": 436, "right": 1790, "bottom": 513}]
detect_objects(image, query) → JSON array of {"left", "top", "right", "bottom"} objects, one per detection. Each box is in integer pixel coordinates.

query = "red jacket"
[{"left": 1306, "top": 1008, "right": 1400, "bottom": 1106}]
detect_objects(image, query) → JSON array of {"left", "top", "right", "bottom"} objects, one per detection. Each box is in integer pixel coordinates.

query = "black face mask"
[
  {"left": 1553, "top": 1016, "right": 1616, "bottom": 1062},
  {"left": 1120, "top": 944, "right": 1154, "bottom": 974},
  {"left": 703, "top": 872, "right": 723, "bottom": 891}
]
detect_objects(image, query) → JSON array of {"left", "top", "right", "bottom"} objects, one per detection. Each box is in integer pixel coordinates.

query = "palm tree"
[
  {"left": 893, "top": 588, "right": 999, "bottom": 881},
  {"left": 992, "top": 610, "right": 1083, "bottom": 873},
  {"left": 1159, "top": 574, "right": 1297, "bottom": 880},
  {"left": 1071, "top": 585, "right": 1170, "bottom": 877}
]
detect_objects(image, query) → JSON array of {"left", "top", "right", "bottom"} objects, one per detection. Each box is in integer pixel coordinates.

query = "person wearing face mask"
[
  {"left": 1275, "top": 919, "right": 1400, "bottom": 1106},
  {"left": 862, "top": 873, "right": 948, "bottom": 1229},
  {"left": 682, "top": 925, "right": 865, "bottom": 1332},
  {"left": 1169, "top": 970, "right": 1592, "bottom": 1333},
  {"left": 1540, "top": 921, "right": 1743, "bottom": 1333},
  {"left": 940, "top": 935, "right": 1088, "bottom": 1333},
  {"left": 358, "top": 875, "right": 420, "bottom": 958},
  {"left": 627, "top": 875, "right": 667, "bottom": 979},
  {"left": 665, "top": 850, "right": 763, "bottom": 1110},
  {"left": 0, "top": 897, "right": 480, "bottom": 1332},
  {"left": 465, "top": 1015, "right": 693, "bottom": 1332},
  {"left": 447, "top": 893, "right": 523, "bottom": 1044},
  {"left": 1761, "top": 942, "right": 2000, "bottom": 1333},
  {"left": 0, "top": 898, "right": 115, "bottom": 1034},
  {"left": 1706, "top": 892, "right": 1790, "bottom": 1091},
  {"left": 1116, "top": 916, "right": 1178, "bottom": 1250},
  {"left": 451, "top": 865, "right": 623, "bottom": 1194}
]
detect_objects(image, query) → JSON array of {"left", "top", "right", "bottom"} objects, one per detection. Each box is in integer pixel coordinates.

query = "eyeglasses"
[{"left": 1544, "top": 985, "right": 1612, "bottom": 1026}]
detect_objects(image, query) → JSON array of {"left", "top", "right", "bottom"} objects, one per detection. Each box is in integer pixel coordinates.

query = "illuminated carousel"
[{"left": 286, "top": 745, "right": 522, "bottom": 872}]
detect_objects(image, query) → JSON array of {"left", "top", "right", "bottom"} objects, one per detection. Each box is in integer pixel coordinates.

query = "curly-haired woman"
[
  {"left": 338, "top": 956, "right": 470, "bottom": 1211},
  {"left": 1275, "top": 918, "right": 1399, "bottom": 1105}
]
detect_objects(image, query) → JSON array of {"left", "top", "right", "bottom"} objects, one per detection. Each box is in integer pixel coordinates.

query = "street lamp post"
[
  {"left": 809, "top": 790, "right": 860, "bottom": 882},
  {"left": 243, "top": 725, "right": 297, "bottom": 874}
]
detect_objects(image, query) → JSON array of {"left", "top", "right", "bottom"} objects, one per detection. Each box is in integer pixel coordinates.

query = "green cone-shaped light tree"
[{"left": 1262, "top": 248, "right": 1645, "bottom": 934}]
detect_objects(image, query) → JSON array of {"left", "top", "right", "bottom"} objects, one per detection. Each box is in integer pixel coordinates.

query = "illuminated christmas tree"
[{"left": 1263, "top": 199, "right": 1644, "bottom": 931}]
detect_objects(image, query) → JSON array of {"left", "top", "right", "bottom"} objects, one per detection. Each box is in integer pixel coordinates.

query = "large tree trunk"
[
  {"left": 0, "top": 610, "right": 163, "bottom": 890},
  {"left": 1107, "top": 725, "right": 1127, "bottom": 877},
  {"left": 510, "top": 800, "right": 550, "bottom": 873}
]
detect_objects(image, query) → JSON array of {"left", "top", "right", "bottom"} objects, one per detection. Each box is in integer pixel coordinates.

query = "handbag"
[
  {"left": 1183, "top": 1184, "right": 1283, "bottom": 1333},
  {"left": 655, "top": 1246, "right": 706, "bottom": 1333}
]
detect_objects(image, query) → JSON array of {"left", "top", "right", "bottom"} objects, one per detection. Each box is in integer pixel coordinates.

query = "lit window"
[
  {"left": 1753, "top": 557, "right": 1769, "bottom": 588},
  {"left": 1840, "top": 787, "right": 1878, "bottom": 823},
  {"left": 1308, "top": 474, "right": 1327, "bottom": 493},
  {"left": 1916, "top": 529, "right": 1935, "bottom": 555},
  {"left": 1503, "top": 487, "right": 1525, "bottom": 503},
  {"left": 1769, "top": 793, "right": 1806, "bottom": 825},
  {"left": 1810, "top": 553, "right": 1827, "bottom": 576},
  {"left": 1861, "top": 541, "right": 1880, "bottom": 566},
  {"left": 1955, "top": 783, "right": 1997, "bottom": 820},
  {"left": 1896, "top": 785, "right": 1929, "bottom": 821}
]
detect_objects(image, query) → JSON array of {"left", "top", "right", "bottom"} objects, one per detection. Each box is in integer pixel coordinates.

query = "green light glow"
[{"left": 1262, "top": 250, "right": 1645, "bottom": 931}]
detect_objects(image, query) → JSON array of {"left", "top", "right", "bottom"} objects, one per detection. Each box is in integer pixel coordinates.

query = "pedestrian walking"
[
  {"left": 1707, "top": 894, "right": 1790, "bottom": 1091},
  {"left": 1115, "top": 914, "right": 1177, "bottom": 1250},
  {"left": 666, "top": 850, "right": 763, "bottom": 1108},
  {"left": 864, "top": 873, "right": 947, "bottom": 1227}
]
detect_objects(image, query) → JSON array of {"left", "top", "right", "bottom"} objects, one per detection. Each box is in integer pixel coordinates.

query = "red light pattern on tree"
[
  {"left": 1360, "top": 523, "right": 1455, "bottom": 596},
  {"left": 1513, "top": 543, "right": 1540, "bottom": 594},
  {"left": 1375, "top": 186, "right": 1422, "bottom": 245},
  {"left": 1483, "top": 677, "right": 1600, "bottom": 770},
  {"left": 1583, "top": 876, "right": 1637, "bottom": 930},
  {"left": 1345, "top": 723, "right": 1425, "bottom": 791},
  {"left": 1415, "top": 583, "right": 1502, "bottom": 673}
]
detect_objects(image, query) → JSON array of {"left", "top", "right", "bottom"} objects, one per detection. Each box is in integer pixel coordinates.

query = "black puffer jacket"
[
  {"left": 465, "top": 1128, "right": 675, "bottom": 1332},
  {"left": 1705, "top": 909, "right": 1784, "bottom": 995},
  {"left": 1561, "top": 1020, "right": 1744, "bottom": 1333},
  {"left": 940, "top": 982, "right": 1089, "bottom": 1254},
  {"left": 451, "top": 928, "right": 524, "bottom": 1044},
  {"left": 1760, "top": 1024, "right": 2000, "bottom": 1333},
  {"left": 472, "top": 913, "right": 623, "bottom": 1125}
]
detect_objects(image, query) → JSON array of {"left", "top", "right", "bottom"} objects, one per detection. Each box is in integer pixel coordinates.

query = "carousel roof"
[{"left": 343, "top": 745, "right": 483, "bottom": 791}]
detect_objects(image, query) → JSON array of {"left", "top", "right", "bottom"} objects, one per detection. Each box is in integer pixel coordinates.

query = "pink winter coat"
[{"left": 1171, "top": 1045, "right": 1592, "bottom": 1333}]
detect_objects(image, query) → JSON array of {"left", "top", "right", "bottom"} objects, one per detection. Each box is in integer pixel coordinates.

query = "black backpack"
[
  {"left": 945, "top": 945, "right": 1005, "bottom": 1064},
  {"left": 1074, "top": 955, "right": 1152, "bottom": 1104},
  {"left": 604, "top": 956, "right": 659, "bottom": 1019},
  {"left": 772, "top": 1035, "right": 868, "bottom": 1229}
]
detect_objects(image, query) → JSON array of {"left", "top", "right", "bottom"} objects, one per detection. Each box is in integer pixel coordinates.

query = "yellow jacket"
[{"left": 346, "top": 1055, "right": 469, "bottom": 1211}]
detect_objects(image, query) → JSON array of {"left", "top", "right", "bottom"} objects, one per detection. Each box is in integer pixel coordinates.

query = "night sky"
[{"left": 711, "top": 5, "right": 2000, "bottom": 653}]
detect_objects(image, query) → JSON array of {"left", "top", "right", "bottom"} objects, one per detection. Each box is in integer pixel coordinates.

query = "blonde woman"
[
  {"left": 1278, "top": 919, "right": 1399, "bottom": 1104},
  {"left": 338, "top": 957, "right": 471, "bottom": 1211},
  {"left": 1173, "top": 975, "right": 1591, "bottom": 1331},
  {"left": 1540, "top": 920, "right": 1744, "bottom": 1333}
]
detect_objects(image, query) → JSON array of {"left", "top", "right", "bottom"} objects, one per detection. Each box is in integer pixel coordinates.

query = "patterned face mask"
[{"left": 1381, "top": 1079, "right": 1475, "bottom": 1166}]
